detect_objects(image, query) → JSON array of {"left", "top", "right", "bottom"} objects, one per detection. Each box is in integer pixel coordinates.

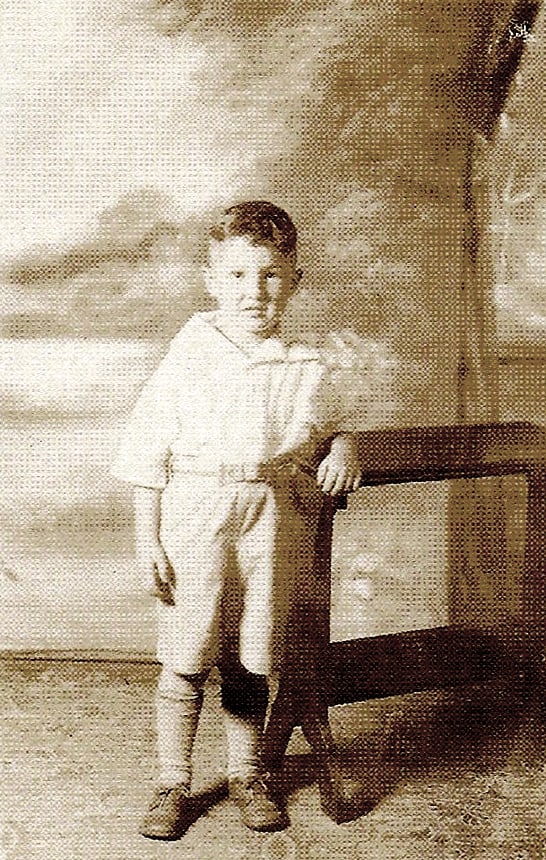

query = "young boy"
[{"left": 112, "top": 200, "right": 362, "bottom": 839}]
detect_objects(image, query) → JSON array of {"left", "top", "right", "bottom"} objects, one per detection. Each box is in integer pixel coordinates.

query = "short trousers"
[{"left": 156, "top": 469, "right": 324, "bottom": 676}]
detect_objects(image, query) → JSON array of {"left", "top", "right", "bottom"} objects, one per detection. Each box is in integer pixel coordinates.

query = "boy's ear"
[{"left": 293, "top": 268, "right": 303, "bottom": 288}]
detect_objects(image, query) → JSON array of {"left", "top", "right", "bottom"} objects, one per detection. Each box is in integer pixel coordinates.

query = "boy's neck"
[{"left": 212, "top": 313, "right": 279, "bottom": 353}]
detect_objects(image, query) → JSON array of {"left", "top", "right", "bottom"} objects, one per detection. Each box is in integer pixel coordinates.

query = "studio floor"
[{"left": 0, "top": 658, "right": 544, "bottom": 860}]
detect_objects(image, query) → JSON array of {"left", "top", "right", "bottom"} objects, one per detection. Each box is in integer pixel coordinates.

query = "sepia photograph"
[{"left": 1, "top": 2, "right": 545, "bottom": 858}]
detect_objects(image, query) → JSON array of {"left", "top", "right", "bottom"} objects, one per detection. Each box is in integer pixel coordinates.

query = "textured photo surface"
[{"left": 1, "top": 2, "right": 545, "bottom": 858}]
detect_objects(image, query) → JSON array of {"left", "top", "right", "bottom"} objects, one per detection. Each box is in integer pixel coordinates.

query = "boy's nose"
[{"left": 245, "top": 274, "right": 267, "bottom": 300}]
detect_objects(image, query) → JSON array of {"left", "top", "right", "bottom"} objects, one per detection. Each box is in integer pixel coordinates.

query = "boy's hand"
[
  {"left": 316, "top": 433, "right": 362, "bottom": 496},
  {"left": 137, "top": 538, "right": 176, "bottom": 606},
  {"left": 134, "top": 487, "right": 175, "bottom": 605}
]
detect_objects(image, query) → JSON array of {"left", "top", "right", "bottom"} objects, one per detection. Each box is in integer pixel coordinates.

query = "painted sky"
[
  {"left": 3, "top": 1, "right": 223, "bottom": 256},
  {"left": 2, "top": 0, "right": 322, "bottom": 258},
  {"left": 2, "top": 0, "right": 545, "bottom": 346}
]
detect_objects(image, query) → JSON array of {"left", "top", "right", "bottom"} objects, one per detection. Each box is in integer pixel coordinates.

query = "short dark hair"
[{"left": 209, "top": 200, "right": 297, "bottom": 258}]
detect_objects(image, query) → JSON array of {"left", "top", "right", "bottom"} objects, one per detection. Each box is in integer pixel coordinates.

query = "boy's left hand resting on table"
[{"left": 316, "top": 433, "right": 362, "bottom": 496}]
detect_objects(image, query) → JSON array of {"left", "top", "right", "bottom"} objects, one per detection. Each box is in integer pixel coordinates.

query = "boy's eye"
[
  {"left": 265, "top": 271, "right": 280, "bottom": 279},
  {"left": 232, "top": 271, "right": 244, "bottom": 279}
]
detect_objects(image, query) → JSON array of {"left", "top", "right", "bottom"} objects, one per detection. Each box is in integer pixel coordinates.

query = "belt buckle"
[
  {"left": 219, "top": 463, "right": 246, "bottom": 484},
  {"left": 219, "top": 463, "right": 231, "bottom": 484},
  {"left": 243, "top": 463, "right": 264, "bottom": 482},
  {"left": 252, "top": 463, "right": 268, "bottom": 482},
  {"left": 219, "top": 462, "right": 278, "bottom": 484}
]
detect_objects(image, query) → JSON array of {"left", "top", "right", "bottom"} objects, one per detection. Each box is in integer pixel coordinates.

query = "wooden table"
[{"left": 263, "top": 421, "right": 546, "bottom": 822}]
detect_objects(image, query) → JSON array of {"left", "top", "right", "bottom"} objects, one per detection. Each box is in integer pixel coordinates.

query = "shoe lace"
[
  {"left": 151, "top": 785, "right": 187, "bottom": 810},
  {"left": 244, "top": 773, "right": 272, "bottom": 799}
]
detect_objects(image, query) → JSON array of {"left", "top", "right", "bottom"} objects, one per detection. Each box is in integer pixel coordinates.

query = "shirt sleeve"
[
  {"left": 315, "top": 331, "right": 398, "bottom": 433},
  {"left": 111, "top": 344, "right": 181, "bottom": 489}
]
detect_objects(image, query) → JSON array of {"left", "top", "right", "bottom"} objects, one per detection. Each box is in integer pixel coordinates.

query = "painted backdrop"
[{"left": 1, "top": 0, "right": 543, "bottom": 652}]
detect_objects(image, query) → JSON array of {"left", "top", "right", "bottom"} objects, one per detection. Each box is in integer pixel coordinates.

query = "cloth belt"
[{"left": 171, "top": 457, "right": 316, "bottom": 485}]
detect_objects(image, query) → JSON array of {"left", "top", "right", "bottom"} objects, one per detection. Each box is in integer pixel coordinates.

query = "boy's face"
[{"left": 204, "top": 235, "right": 300, "bottom": 339}]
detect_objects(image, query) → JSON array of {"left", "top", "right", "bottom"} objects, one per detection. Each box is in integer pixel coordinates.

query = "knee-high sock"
[
  {"left": 155, "top": 666, "right": 207, "bottom": 788},
  {"left": 220, "top": 668, "right": 269, "bottom": 780}
]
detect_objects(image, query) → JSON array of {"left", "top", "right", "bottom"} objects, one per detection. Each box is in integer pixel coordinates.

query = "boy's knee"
[
  {"left": 157, "top": 666, "right": 208, "bottom": 703},
  {"left": 220, "top": 667, "right": 268, "bottom": 718}
]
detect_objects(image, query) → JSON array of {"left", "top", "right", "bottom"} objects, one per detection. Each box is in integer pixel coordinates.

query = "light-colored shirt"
[{"left": 112, "top": 312, "right": 345, "bottom": 489}]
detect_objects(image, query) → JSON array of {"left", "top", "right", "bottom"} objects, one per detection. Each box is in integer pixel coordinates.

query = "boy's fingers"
[
  {"left": 316, "top": 466, "right": 329, "bottom": 492},
  {"left": 154, "top": 585, "right": 175, "bottom": 606},
  {"left": 153, "top": 562, "right": 166, "bottom": 585},
  {"left": 319, "top": 464, "right": 337, "bottom": 495},
  {"left": 319, "top": 461, "right": 362, "bottom": 495},
  {"left": 154, "top": 552, "right": 170, "bottom": 582},
  {"left": 156, "top": 550, "right": 176, "bottom": 588},
  {"left": 316, "top": 457, "right": 329, "bottom": 485},
  {"left": 166, "top": 561, "right": 176, "bottom": 589},
  {"left": 331, "top": 472, "right": 348, "bottom": 496},
  {"left": 345, "top": 470, "right": 359, "bottom": 492},
  {"left": 323, "top": 468, "right": 347, "bottom": 496},
  {"left": 153, "top": 565, "right": 175, "bottom": 605}
]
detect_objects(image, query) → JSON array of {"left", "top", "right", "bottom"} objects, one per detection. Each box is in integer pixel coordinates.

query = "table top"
[{"left": 351, "top": 421, "right": 546, "bottom": 486}]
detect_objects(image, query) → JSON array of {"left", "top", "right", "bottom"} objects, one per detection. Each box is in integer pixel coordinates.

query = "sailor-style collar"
[{"left": 185, "top": 312, "right": 320, "bottom": 365}]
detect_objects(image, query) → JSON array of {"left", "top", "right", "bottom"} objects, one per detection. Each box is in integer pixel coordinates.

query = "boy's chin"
[
  {"left": 217, "top": 311, "right": 279, "bottom": 339},
  {"left": 239, "top": 317, "right": 276, "bottom": 336}
]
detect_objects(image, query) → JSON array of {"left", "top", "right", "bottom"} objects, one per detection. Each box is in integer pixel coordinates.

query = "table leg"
[
  {"left": 523, "top": 467, "right": 546, "bottom": 710},
  {"left": 263, "top": 497, "right": 348, "bottom": 819},
  {"left": 262, "top": 678, "right": 303, "bottom": 772},
  {"left": 301, "top": 699, "right": 346, "bottom": 822}
]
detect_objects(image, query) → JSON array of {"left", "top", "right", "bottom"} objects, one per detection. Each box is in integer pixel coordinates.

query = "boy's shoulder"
[
  {"left": 250, "top": 335, "right": 323, "bottom": 367},
  {"left": 169, "top": 312, "right": 212, "bottom": 344},
  {"left": 284, "top": 342, "right": 322, "bottom": 364},
  {"left": 165, "top": 312, "right": 221, "bottom": 357}
]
